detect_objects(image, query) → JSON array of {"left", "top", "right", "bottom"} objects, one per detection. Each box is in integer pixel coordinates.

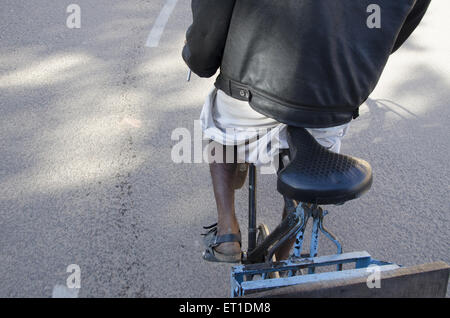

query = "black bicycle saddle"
[{"left": 277, "top": 126, "right": 373, "bottom": 205}]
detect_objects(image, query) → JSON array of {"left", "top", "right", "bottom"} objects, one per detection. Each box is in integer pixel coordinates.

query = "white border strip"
[
  {"left": 52, "top": 285, "right": 79, "bottom": 298},
  {"left": 146, "top": 0, "right": 179, "bottom": 47}
]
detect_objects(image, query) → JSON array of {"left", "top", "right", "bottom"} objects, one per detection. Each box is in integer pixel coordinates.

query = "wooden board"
[{"left": 242, "top": 261, "right": 449, "bottom": 298}]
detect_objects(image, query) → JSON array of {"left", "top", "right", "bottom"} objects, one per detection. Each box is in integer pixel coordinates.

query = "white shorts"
[{"left": 200, "top": 88, "right": 350, "bottom": 173}]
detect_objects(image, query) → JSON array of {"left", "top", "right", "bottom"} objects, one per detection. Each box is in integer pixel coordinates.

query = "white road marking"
[
  {"left": 52, "top": 285, "right": 79, "bottom": 298},
  {"left": 146, "top": 0, "right": 179, "bottom": 47}
]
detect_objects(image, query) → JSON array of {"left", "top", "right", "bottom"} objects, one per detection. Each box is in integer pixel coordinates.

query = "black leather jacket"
[{"left": 182, "top": 0, "right": 431, "bottom": 128}]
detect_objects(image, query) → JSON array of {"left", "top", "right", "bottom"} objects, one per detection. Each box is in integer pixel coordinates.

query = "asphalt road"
[{"left": 0, "top": 0, "right": 449, "bottom": 297}]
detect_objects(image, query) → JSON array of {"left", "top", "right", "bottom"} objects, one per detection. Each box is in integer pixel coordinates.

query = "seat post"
[
  {"left": 292, "top": 205, "right": 344, "bottom": 272},
  {"left": 248, "top": 163, "right": 257, "bottom": 252}
]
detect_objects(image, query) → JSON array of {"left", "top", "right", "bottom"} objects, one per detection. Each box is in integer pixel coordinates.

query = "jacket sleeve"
[
  {"left": 391, "top": 0, "right": 431, "bottom": 53},
  {"left": 182, "top": 0, "right": 236, "bottom": 78}
]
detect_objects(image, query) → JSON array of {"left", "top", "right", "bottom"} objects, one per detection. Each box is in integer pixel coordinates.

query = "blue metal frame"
[
  {"left": 231, "top": 251, "right": 397, "bottom": 297},
  {"left": 231, "top": 202, "right": 397, "bottom": 297},
  {"left": 291, "top": 204, "right": 344, "bottom": 273}
]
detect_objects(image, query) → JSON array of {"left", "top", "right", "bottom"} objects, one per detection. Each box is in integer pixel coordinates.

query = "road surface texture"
[{"left": 0, "top": 1, "right": 448, "bottom": 297}]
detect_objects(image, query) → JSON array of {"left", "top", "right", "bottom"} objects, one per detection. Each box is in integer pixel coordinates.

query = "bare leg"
[
  {"left": 275, "top": 205, "right": 297, "bottom": 260},
  {"left": 274, "top": 151, "right": 296, "bottom": 260},
  {"left": 209, "top": 145, "right": 247, "bottom": 255},
  {"left": 234, "top": 163, "right": 248, "bottom": 190}
]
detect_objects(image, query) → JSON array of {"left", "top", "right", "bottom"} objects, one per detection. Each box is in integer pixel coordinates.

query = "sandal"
[
  {"left": 201, "top": 223, "right": 242, "bottom": 263},
  {"left": 201, "top": 223, "right": 218, "bottom": 247}
]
